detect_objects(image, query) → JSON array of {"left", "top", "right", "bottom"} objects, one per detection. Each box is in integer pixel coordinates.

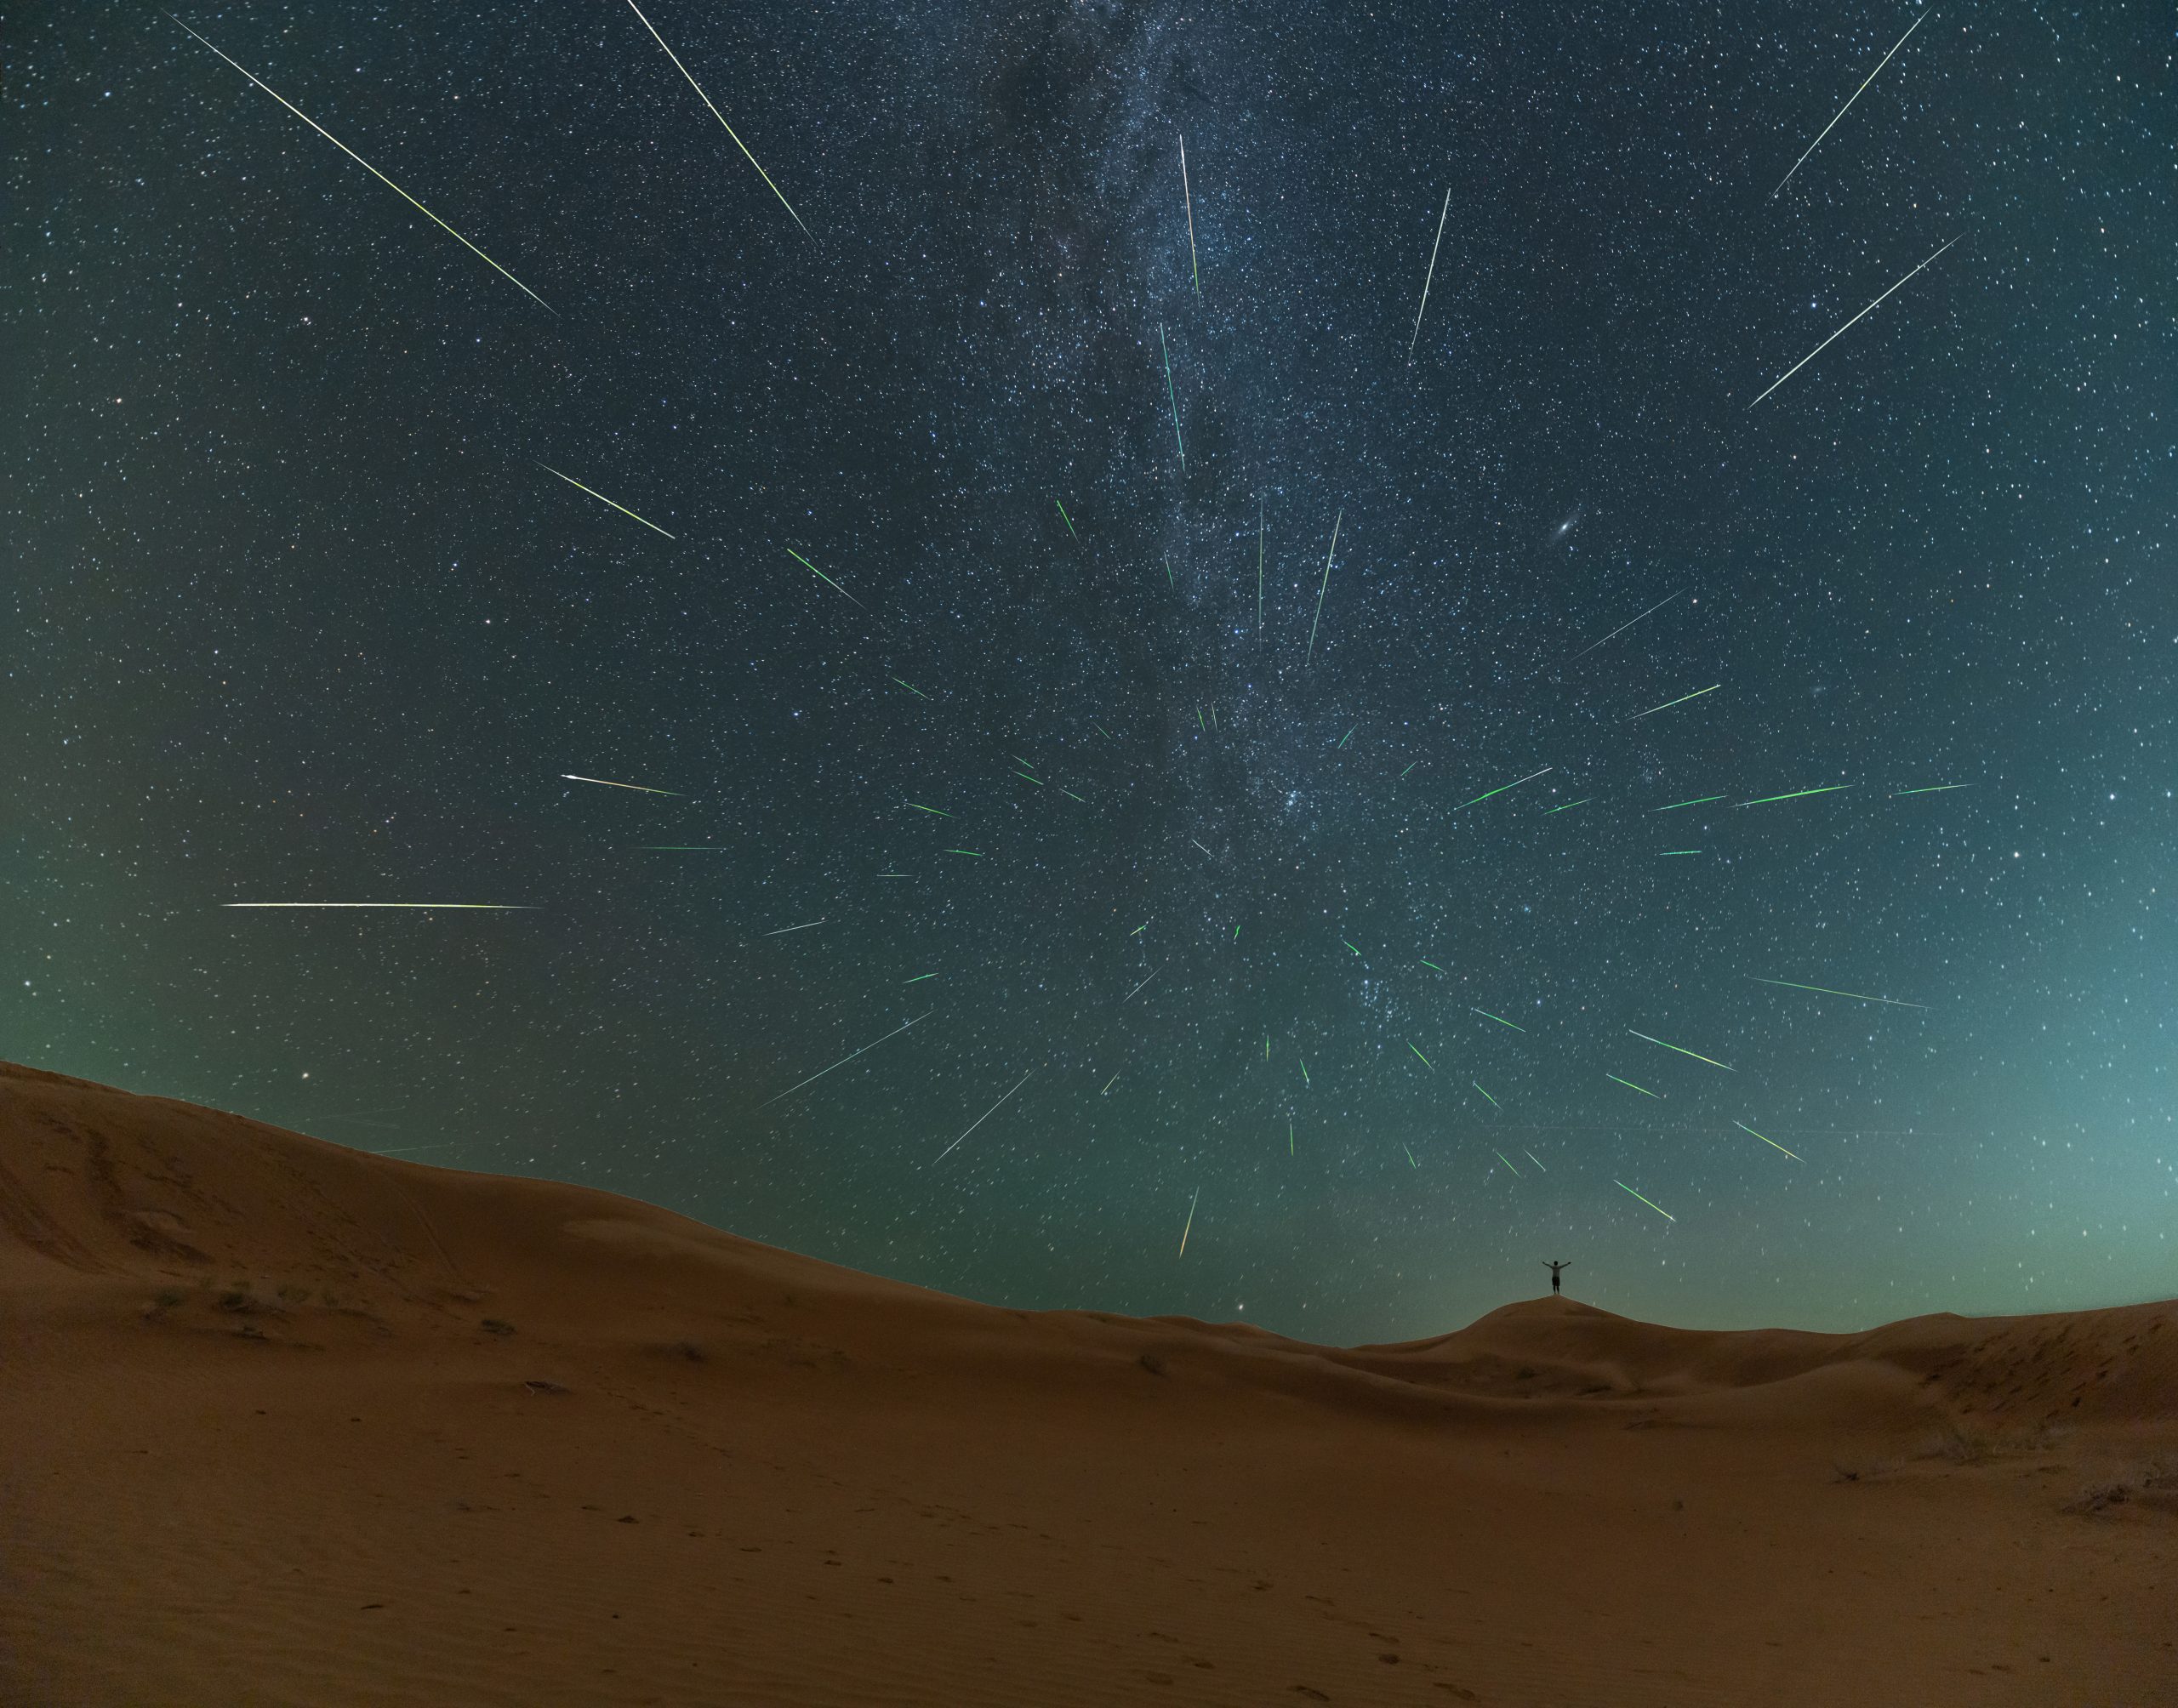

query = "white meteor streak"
[
  {"left": 1749, "top": 237, "right": 1957, "bottom": 408},
  {"left": 761, "top": 1011, "right": 928, "bottom": 1107},
  {"left": 224, "top": 902, "right": 533, "bottom": 909},
  {"left": 1773, "top": 11, "right": 1932, "bottom": 198},
  {"left": 933, "top": 1070, "right": 1031, "bottom": 1161},
  {"left": 562, "top": 772, "right": 681, "bottom": 795},
  {"left": 170, "top": 15, "right": 552, "bottom": 313},
  {"left": 624, "top": 0, "right": 810, "bottom": 237},
  {"left": 1179, "top": 133, "right": 1200, "bottom": 297},
  {"left": 1177, "top": 1183, "right": 1200, "bottom": 1257},
  {"left": 1120, "top": 966, "right": 1162, "bottom": 1004},
  {"left": 1305, "top": 508, "right": 1342, "bottom": 668},
  {"left": 1565, "top": 589, "right": 1685, "bottom": 664},
  {"left": 1407, "top": 187, "right": 1451, "bottom": 362},
  {"left": 761, "top": 918, "right": 826, "bottom": 937}
]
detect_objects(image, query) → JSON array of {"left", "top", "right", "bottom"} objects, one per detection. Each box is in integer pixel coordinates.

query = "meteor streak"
[
  {"left": 224, "top": 902, "right": 530, "bottom": 909},
  {"left": 1493, "top": 1150, "right": 1522, "bottom": 1177},
  {"left": 1056, "top": 498, "right": 1078, "bottom": 538},
  {"left": 1407, "top": 1043, "right": 1434, "bottom": 1069},
  {"left": 761, "top": 1011, "right": 928, "bottom": 1107},
  {"left": 1627, "top": 1028, "right": 1734, "bottom": 1071},
  {"left": 1628, "top": 683, "right": 1720, "bottom": 721},
  {"left": 934, "top": 1070, "right": 1031, "bottom": 1161},
  {"left": 1121, "top": 966, "right": 1161, "bottom": 1004},
  {"left": 1473, "top": 1081, "right": 1499, "bottom": 1108},
  {"left": 1772, "top": 10, "right": 1931, "bottom": 198},
  {"left": 1564, "top": 589, "right": 1685, "bottom": 665},
  {"left": 1472, "top": 1008, "right": 1525, "bottom": 1032},
  {"left": 1606, "top": 1073, "right": 1661, "bottom": 1098},
  {"left": 1178, "top": 134, "right": 1200, "bottom": 297},
  {"left": 623, "top": 0, "right": 809, "bottom": 236},
  {"left": 1735, "top": 1120, "right": 1803, "bottom": 1160},
  {"left": 171, "top": 16, "right": 553, "bottom": 313},
  {"left": 1257, "top": 498, "right": 1265, "bottom": 630},
  {"left": 1543, "top": 799, "right": 1590, "bottom": 814},
  {"left": 1655, "top": 795, "right": 1725, "bottom": 812},
  {"left": 1748, "top": 976, "right": 1927, "bottom": 1009},
  {"left": 1407, "top": 186, "right": 1451, "bottom": 362},
  {"left": 1159, "top": 322, "right": 1186, "bottom": 470},
  {"left": 761, "top": 918, "right": 825, "bottom": 937},
  {"left": 904, "top": 801, "right": 953, "bottom": 816},
  {"left": 564, "top": 773, "right": 679, "bottom": 794},
  {"left": 1616, "top": 1180, "right": 1676, "bottom": 1221},
  {"left": 1524, "top": 1149, "right": 1548, "bottom": 1172},
  {"left": 1737, "top": 783, "right": 1852, "bottom": 807},
  {"left": 1749, "top": 236, "right": 1958, "bottom": 407},
  {"left": 892, "top": 676, "right": 932, "bottom": 699},
  {"left": 539, "top": 464, "right": 676, "bottom": 537},
  {"left": 1893, "top": 783, "right": 1968, "bottom": 796},
  {"left": 1177, "top": 1184, "right": 1200, "bottom": 1256},
  {"left": 1305, "top": 509, "right": 1342, "bottom": 668},
  {"left": 785, "top": 547, "right": 864, "bottom": 608},
  {"left": 1457, "top": 766, "right": 1552, "bottom": 810}
]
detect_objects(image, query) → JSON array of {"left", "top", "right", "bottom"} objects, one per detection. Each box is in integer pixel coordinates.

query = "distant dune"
[{"left": 5, "top": 1060, "right": 2174, "bottom": 1705}]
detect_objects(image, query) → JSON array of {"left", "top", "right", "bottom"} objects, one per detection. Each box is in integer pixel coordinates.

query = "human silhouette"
[{"left": 1543, "top": 1259, "right": 1571, "bottom": 1295}]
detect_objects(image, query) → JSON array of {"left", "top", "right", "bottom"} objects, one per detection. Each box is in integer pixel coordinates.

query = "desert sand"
[{"left": 3, "top": 1059, "right": 2173, "bottom": 1706}]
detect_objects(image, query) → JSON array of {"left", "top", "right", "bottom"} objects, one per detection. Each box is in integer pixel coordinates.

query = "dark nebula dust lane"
[{"left": 9, "top": 3, "right": 2172, "bottom": 1341}]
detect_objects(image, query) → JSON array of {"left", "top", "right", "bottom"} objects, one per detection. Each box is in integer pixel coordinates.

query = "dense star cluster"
[{"left": 11, "top": 4, "right": 2171, "bottom": 1341}]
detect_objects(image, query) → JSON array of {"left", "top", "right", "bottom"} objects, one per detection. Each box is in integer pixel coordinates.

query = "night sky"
[{"left": 11, "top": 3, "right": 2173, "bottom": 1342}]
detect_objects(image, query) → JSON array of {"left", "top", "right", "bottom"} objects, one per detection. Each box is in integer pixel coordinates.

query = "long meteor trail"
[
  {"left": 540, "top": 464, "right": 677, "bottom": 538},
  {"left": 1178, "top": 134, "right": 1200, "bottom": 297},
  {"left": 760, "top": 918, "right": 826, "bottom": 937},
  {"left": 1564, "top": 589, "right": 1685, "bottom": 666},
  {"left": 1628, "top": 684, "right": 1720, "bottom": 721},
  {"left": 1627, "top": 1028, "right": 1735, "bottom": 1071},
  {"left": 1749, "top": 236, "right": 1958, "bottom": 408},
  {"left": 224, "top": 902, "right": 530, "bottom": 909},
  {"left": 934, "top": 1070, "right": 1031, "bottom": 1162},
  {"left": 1748, "top": 976, "right": 1928, "bottom": 1009},
  {"left": 1457, "top": 766, "right": 1552, "bottom": 810},
  {"left": 761, "top": 1011, "right": 928, "bottom": 1107},
  {"left": 171, "top": 16, "right": 553, "bottom": 312},
  {"left": 1616, "top": 1180, "right": 1677, "bottom": 1221},
  {"left": 1735, "top": 1120, "right": 1803, "bottom": 1160},
  {"left": 1773, "top": 11, "right": 1932, "bottom": 198},
  {"left": 1407, "top": 187, "right": 1451, "bottom": 362},
  {"left": 1177, "top": 1184, "right": 1200, "bottom": 1256},
  {"left": 564, "top": 772, "right": 679, "bottom": 794},
  {"left": 624, "top": 0, "right": 809, "bottom": 236},
  {"left": 1305, "top": 509, "right": 1343, "bottom": 668},
  {"left": 1121, "top": 966, "right": 1162, "bottom": 1004},
  {"left": 1159, "top": 322, "right": 1186, "bottom": 470}
]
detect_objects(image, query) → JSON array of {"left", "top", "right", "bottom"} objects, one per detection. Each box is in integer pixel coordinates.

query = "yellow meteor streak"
[
  {"left": 1735, "top": 1120, "right": 1803, "bottom": 1161},
  {"left": 1178, "top": 1184, "right": 1200, "bottom": 1257},
  {"left": 170, "top": 16, "right": 552, "bottom": 313},
  {"left": 539, "top": 464, "right": 678, "bottom": 538},
  {"left": 624, "top": 0, "right": 810, "bottom": 238},
  {"left": 1773, "top": 11, "right": 1932, "bottom": 198}
]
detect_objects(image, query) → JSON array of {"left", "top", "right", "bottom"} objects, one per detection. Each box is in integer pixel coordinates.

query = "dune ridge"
[{"left": 5, "top": 1060, "right": 2174, "bottom": 1706}]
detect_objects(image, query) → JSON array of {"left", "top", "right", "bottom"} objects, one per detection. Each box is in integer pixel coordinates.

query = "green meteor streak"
[
  {"left": 1735, "top": 1120, "right": 1802, "bottom": 1160},
  {"left": 1061, "top": 788, "right": 1086, "bottom": 803},
  {"left": 1892, "top": 783, "right": 1968, "bottom": 796},
  {"left": 1197, "top": 707, "right": 1206, "bottom": 732},
  {"left": 1299, "top": 1057, "right": 1310, "bottom": 1087},
  {"left": 785, "top": 547, "right": 864, "bottom": 608},
  {"left": 1737, "top": 783, "right": 1851, "bottom": 807},
  {"left": 224, "top": 902, "right": 530, "bottom": 909},
  {"left": 1628, "top": 683, "right": 1720, "bottom": 721},
  {"left": 1420, "top": 959, "right": 1445, "bottom": 974},
  {"left": 1659, "top": 850, "right": 1702, "bottom": 857},
  {"left": 904, "top": 802, "right": 953, "bottom": 817},
  {"left": 1404, "top": 1144, "right": 1420, "bottom": 1169},
  {"left": 1055, "top": 498, "right": 1077, "bottom": 538},
  {"left": 173, "top": 16, "right": 554, "bottom": 313},
  {"left": 1159, "top": 322, "right": 1186, "bottom": 470},
  {"left": 1338, "top": 725, "right": 1356, "bottom": 749},
  {"left": 1456, "top": 766, "right": 1552, "bottom": 810},
  {"left": 1342, "top": 940, "right": 1361, "bottom": 956},
  {"left": 1264, "top": 1035, "right": 1270, "bottom": 1060},
  {"left": 1164, "top": 558, "right": 1176, "bottom": 588},
  {"left": 1605, "top": 1073, "right": 1660, "bottom": 1098},
  {"left": 1288, "top": 1120, "right": 1294, "bottom": 1156},
  {"left": 1748, "top": 976, "right": 1927, "bottom": 1010},
  {"left": 1100, "top": 1073, "right": 1119, "bottom": 1095},
  {"left": 1304, "top": 509, "right": 1342, "bottom": 669},
  {"left": 892, "top": 676, "right": 931, "bottom": 699},
  {"left": 1257, "top": 498, "right": 1265, "bottom": 630},
  {"left": 1095, "top": 724, "right": 1114, "bottom": 740},
  {"left": 623, "top": 0, "right": 809, "bottom": 237},
  {"left": 1627, "top": 1028, "right": 1735, "bottom": 1071},
  {"left": 1493, "top": 1150, "right": 1522, "bottom": 1178},
  {"left": 1233, "top": 924, "right": 1240, "bottom": 941},
  {"left": 945, "top": 848, "right": 984, "bottom": 857},
  {"left": 904, "top": 972, "right": 938, "bottom": 983},
  {"left": 539, "top": 464, "right": 676, "bottom": 537},
  {"left": 1014, "top": 771, "right": 1043, "bottom": 785},
  {"left": 1407, "top": 1043, "right": 1434, "bottom": 1069},
  {"left": 1543, "top": 798, "right": 1590, "bottom": 814},
  {"left": 1131, "top": 923, "right": 1148, "bottom": 936},
  {"left": 1472, "top": 1081, "right": 1499, "bottom": 1108},
  {"left": 1400, "top": 762, "right": 1419, "bottom": 778},
  {"left": 1615, "top": 1180, "right": 1675, "bottom": 1221},
  {"left": 1472, "top": 1007, "right": 1525, "bottom": 1032},
  {"left": 1654, "top": 794, "right": 1725, "bottom": 812}
]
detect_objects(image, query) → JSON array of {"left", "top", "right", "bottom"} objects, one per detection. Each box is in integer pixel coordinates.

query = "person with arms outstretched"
[{"left": 1543, "top": 1259, "right": 1571, "bottom": 1295}]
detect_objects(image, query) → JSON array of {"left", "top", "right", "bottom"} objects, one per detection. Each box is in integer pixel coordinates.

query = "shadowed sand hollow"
[{"left": 4, "top": 1060, "right": 2174, "bottom": 1705}]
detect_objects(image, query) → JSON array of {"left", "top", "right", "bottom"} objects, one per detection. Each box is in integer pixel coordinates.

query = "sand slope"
[{"left": 4, "top": 1060, "right": 2174, "bottom": 1706}]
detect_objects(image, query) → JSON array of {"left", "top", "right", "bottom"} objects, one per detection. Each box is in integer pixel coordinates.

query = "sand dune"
[{"left": 4, "top": 1059, "right": 2173, "bottom": 1705}]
